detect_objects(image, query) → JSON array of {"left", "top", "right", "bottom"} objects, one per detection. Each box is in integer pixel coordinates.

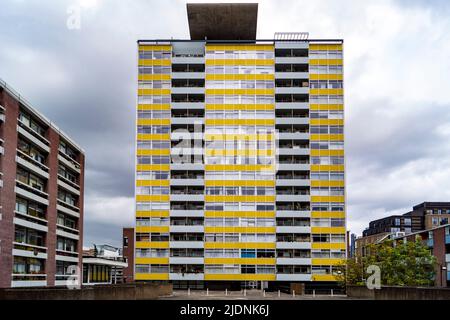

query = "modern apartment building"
[
  {"left": 134, "top": 3, "right": 345, "bottom": 290},
  {"left": 0, "top": 79, "right": 85, "bottom": 288}
]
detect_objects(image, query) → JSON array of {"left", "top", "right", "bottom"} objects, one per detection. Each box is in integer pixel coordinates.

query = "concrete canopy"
[{"left": 187, "top": 3, "right": 258, "bottom": 40}]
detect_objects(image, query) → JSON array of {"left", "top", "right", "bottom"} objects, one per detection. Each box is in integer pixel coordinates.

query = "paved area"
[{"left": 159, "top": 289, "right": 353, "bottom": 300}]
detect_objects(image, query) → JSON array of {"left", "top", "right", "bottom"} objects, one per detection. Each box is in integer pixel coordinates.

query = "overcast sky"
[{"left": 1, "top": 0, "right": 450, "bottom": 247}]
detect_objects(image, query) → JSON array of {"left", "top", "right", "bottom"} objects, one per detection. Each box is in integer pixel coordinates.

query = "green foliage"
[{"left": 340, "top": 237, "right": 436, "bottom": 287}]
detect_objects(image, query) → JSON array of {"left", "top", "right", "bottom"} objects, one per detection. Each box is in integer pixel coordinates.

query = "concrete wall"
[
  {"left": 347, "top": 285, "right": 450, "bottom": 300},
  {"left": 0, "top": 282, "right": 172, "bottom": 300}
]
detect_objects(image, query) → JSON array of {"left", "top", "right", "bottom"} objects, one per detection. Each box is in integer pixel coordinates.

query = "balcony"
[
  {"left": 171, "top": 56, "right": 205, "bottom": 64},
  {"left": 276, "top": 118, "right": 309, "bottom": 125},
  {"left": 278, "top": 132, "right": 309, "bottom": 140},
  {"left": 170, "top": 273, "right": 204, "bottom": 281},
  {"left": 276, "top": 274, "right": 311, "bottom": 281},
  {"left": 276, "top": 242, "right": 311, "bottom": 250},
  {"left": 170, "top": 210, "right": 204, "bottom": 217},
  {"left": 11, "top": 274, "right": 47, "bottom": 288},
  {"left": 56, "top": 228, "right": 80, "bottom": 241},
  {"left": 276, "top": 226, "right": 311, "bottom": 233},
  {"left": 170, "top": 241, "right": 204, "bottom": 249},
  {"left": 170, "top": 163, "right": 204, "bottom": 170},
  {"left": 17, "top": 120, "right": 49, "bottom": 148},
  {"left": 16, "top": 151, "right": 49, "bottom": 177},
  {"left": 169, "top": 257, "right": 204, "bottom": 264},
  {"left": 171, "top": 179, "right": 204, "bottom": 186},
  {"left": 276, "top": 210, "right": 310, "bottom": 218},
  {"left": 13, "top": 216, "right": 48, "bottom": 233},
  {"left": 170, "top": 225, "right": 204, "bottom": 233},
  {"left": 276, "top": 258, "right": 311, "bottom": 265},
  {"left": 170, "top": 194, "right": 204, "bottom": 202},
  {"left": 276, "top": 195, "right": 310, "bottom": 202},
  {"left": 15, "top": 181, "right": 49, "bottom": 205},
  {"left": 275, "top": 57, "right": 309, "bottom": 64},
  {"left": 57, "top": 178, "right": 80, "bottom": 196},
  {"left": 58, "top": 154, "right": 81, "bottom": 174}
]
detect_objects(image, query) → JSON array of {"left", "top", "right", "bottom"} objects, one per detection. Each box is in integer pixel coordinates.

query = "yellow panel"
[
  {"left": 205, "top": 59, "right": 274, "bottom": 66},
  {"left": 311, "top": 180, "right": 345, "bottom": 187},
  {"left": 135, "top": 241, "right": 169, "bottom": 249},
  {"left": 136, "top": 195, "right": 170, "bottom": 202},
  {"left": 205, "top": 74, "right": 274, "bottom": 81},
  {"left": 205, "top": 211, "right": 275, "bottom": 218},
  {"left": 309, "top": 44, "right": 343, "bottom": 51},
  {"left": 138, "top": 74, "right": 171, "bottom": 81},
  {"left": 136, "top": 210, "right": 170, "bottom": 218},
  {"left": 137, "top": 104, "right": 171, "bottom": 110},
  {"left": 205, "top": 104, "right": 274, "bottom": 111},
  {"left": 310, "top": 134, "right": 344, "bottom": 141},
  {"left": 311, "top": 274, "right": 338, "bottom": 282},
  {"left": 205, "top": 164, "right": 275, "bottom": 171},
  {"left": 310, "top": 119, "right": 344, "bottom": 126},
  {"left": 310, "top": 164, "right": 344, "bottom": 171},
  {"left": 310, "top": 149, "right": 344, "bottom": 157},
  {"left": 205, "top": 180, "right": 275, "bottom": 187},
  {"left": 309, "top": 74, "right": 343, "bottom": 81},
  {"left": 311, "top": 196, "right": 345, "bottom": 203},
  {"left": 310, "top": 89, "right": 343, "bottom": 95},
  {"left": 206, "top": 149, "right": 273, "bottom": 157},
  {"left": 136, "top": 226, "right": 169, "bottom": 233},
  {"left": 138, "top": 45, "right": 171, "bottom": 51},
  {"left": 137, "top": 134, "right": 170, "bottom": 141},
  {"left": 138, "top": 89, "right": 171, "bottom": 96},
  {"left": 311, "top": 211, "right": 345, "bottom": 219},
  {"left": 204, "top": 242, "right": 276, "bottom": 249},
  {"left": 136, "top": 164, "right": 170, "bottom": 171},
  {"left": 135, "top": 257, "right": 169, "bottom": 264},
  {"left": 136, "top": 180, "right": 170, "bottom": 187},
  {"left": 309, "top": 59, "right": 343, "bottom": 65},
  {"left": 205, "top": 133, "right": 274, "bottom": 141},
  {"left": 205, "top": 88, "right": 274, "bottom": 95},
  {"left": 206, "top": 44, "right": 274, "bottom": 51},
  {"left": 135, "top": 273, "right": 170, "bottom": 280},
  {"left": 138, "top": 59, "right": 171, "bottom": 66},
  {"left": 205, "top": 195, "right": 275, "bottom": 203},
  {"left": 137, "top": 119, "right": 170, "bottom": 126},
  {"left": 137, "top": 149, "right": 170, "bottom": 156},
  {"left": 311, "top": 258, "right": 345, "bottom": 266},
  {"left": 206, "top": 119, "right": 275, "bottom": 126},
  {"left": 309, "top": 104, "right": 344, "bottom": 111},
  {"left": 204, "top": 226, "right": 276, "bottom": 234},
  {"left": 311, "top": 227, "right": 346, "bottom": 234},
  {"left": 311, "top": 243, "right": 346, "bottom": 250},
  {"left": 204, "top": 273, "right": 276, "bottom": 281},
  {"left": 204, "top": 258, "right": 275, "bottom": 265}
]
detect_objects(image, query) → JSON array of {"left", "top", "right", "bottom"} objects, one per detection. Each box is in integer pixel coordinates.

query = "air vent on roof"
[{"left": 274, "top": 32, "right": 309, "bottom": 40}]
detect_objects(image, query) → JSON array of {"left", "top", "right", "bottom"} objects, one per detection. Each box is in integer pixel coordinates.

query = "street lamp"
[{"left": 442, "top": 266, "right": 447, "bottom": 287}]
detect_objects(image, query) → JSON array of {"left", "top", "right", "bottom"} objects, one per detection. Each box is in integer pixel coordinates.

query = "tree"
[{"left": 338, "top": 237, "right": 436, "bottom": 287}]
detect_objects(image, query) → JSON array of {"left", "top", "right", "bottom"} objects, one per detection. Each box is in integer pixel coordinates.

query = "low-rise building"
[{"left": 122, "top": 227, "right": 134, "bottom": 283}]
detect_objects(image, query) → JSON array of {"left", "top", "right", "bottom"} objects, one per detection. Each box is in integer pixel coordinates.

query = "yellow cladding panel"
[
  {"left": 135, "top": 257, "right": 169, "bottom": 264},
  {"left": 136, "top": 164, "right": 170, "bottom": 171},
  {"left": 309, "top": 44, "right": 343, "bottom": 51},
  {"left": 204, "top": 226, "right": 275, "bottom": 234},
  {"left": 137, "top": 134, "right": 170, "bottom": 141},
  {"left": 309, "top": 104, "right": 344, "bottom": 111},
  {"left": 204, "top": 274, "right": 276, "bottom": 281},
  {"left": 205, "top": 164, "right": 275, "bottom": 171},
  {"left": 204, "top": 258, "right": 275, "bottom": 265},
  {"left": 136, "top": 180, "right": 170, "bottom": 187},
  {"left": 205, "top": 133, "right": 274, "bottom": 140},
  {"left": 205, "top": 104, "right": 274, "bottom": 111},
  {"left": 137, "top": 119, "right": 170, "bottom": 126},
  {"left": 205, "top": 59, "right": 274, "bottom": 66},
  {"left": 205, "top": 211, "right": 275, "bottom": 218},
  {"left": 310, "top": 119, "right": 344, "bottom": 126},
  {"left": 311, "top": 196, "right": 345, "bottom": 203},
  {"left": 206, "top": 44, "right": 274, "bottom": 51},
  {"left": 205, "top": 195, "right": 275, "bottom": 203},
  {"left": 204, "top": 242, "right": 276, "bottom": 249},
  {"left": 309, "top": 89, "right": 343, "bottom": 95},
  {"left": 135, "top": 273, "right": 170, "bottom": 281},
  {"left": 137, "top": 104, "right": 171, "bottom": 111},
  {"left": 309, "top": 74, "right": 343, "bottom": 81},
  {"left": 311, "top": 243, "right": 346, "bottom": 250},
  {"left": 135, "top": 241, "right": 169, "bottom": 249},
  {"left": 311, "top": 274, "right": 337, "bottom": 282},
  {"left": 206, "top": 149, "right": 274, "bottom": 157},
  {"left": 310, "top": 134, "right": 344, "bottom": 141},
  {"left": 310, "top": 149, "right": 344, "bottom": 157},
  {"left": 309, "top": 59, "right": 343, "bottom": 65},
  {"left": 138, "top": 89, "right": 171, "bottom": 96},
  {"left": 311, "top": 227, "right": 346, "bottom": 234},
  {"left": 205, "top": 88, "right": 274, "bottom": 95},
  {"left": 136, "top": 195, "right": 170, "bottom": 202},
  {"left": 311, "top": 180, "right": 345, "bottom": 187},
  {"left": 311, "top": 211, "right": 345, "bottom": 219},
  {"left": 136, "top": 210, "right": 170, "bottom": 218},
  {"left": 136, "top": 226, "right": 169, "bottom": 233},
  {"left": 310, "top": 164, "right": 344, "bottom": 171},
  {"left": 205, "top": 180, "right": 275, "bottom": 187},
  {"left": 137, "top": 149, "right": 170, "bottom": 156},
  {"left": 206, "top": 119, "right": 275, "bottom": 126},
  {"left": 138, "top": 74, "right": 171, "bottom": 81},
  {"left": 312, "top": 258, "right": 345, "bottom": 266},
  {"left": 206, "top": 74, "right": 274, "bottom": 81},
  {"left": 138, "top": 59, "right": 171, "bottom": 66},
  {"left": 138, "top": 45, "right": 171, "bottom": 51}
]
